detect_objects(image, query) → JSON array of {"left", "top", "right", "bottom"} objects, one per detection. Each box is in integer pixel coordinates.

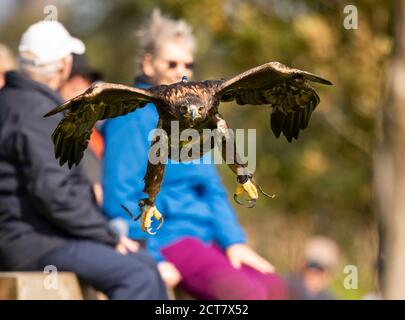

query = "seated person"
[
  {"left": 102, "top": 10, "right": 286, "bottom": 300},
  {"left": 0, "top": 20, "right": 167, "bottom": 300},
  {"left": 286, "top": 236, "right": 340, "bottom": 300}
]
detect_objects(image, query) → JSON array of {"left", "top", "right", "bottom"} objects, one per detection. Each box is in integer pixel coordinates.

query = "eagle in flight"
[{"left": 45, "top": 61, "right": 332, "bottom": 235}]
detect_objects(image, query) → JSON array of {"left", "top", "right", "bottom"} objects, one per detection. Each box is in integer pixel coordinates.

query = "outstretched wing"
[
  {"left": 214, "top": 62, "right": 332, "bottom": 142},
  {"left": 44, "top": 82, "right": 159, "bottom": 168}
]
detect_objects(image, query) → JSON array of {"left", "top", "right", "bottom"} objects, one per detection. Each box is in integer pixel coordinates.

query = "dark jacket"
[{"left": 0, "top": 71, "right": 119, "bottom": 271}]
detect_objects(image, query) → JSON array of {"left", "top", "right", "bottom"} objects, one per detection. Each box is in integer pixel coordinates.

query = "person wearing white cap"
[
  {"left": 0, "top": 20, "right": 168, "bottom": 300},
  {"left": 17, "top": 20, "right": 85, "bottom": 91}
]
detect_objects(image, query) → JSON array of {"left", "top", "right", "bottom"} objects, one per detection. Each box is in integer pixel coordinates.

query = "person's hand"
[
  {"left": 226, "top": 243, "right": 275, "bottom": 274},
  {"left": 158, "top": 261, "right": 182, "bottom": 288},
  {"left": 93, "top": 183, "right": 103, "bottom": 205},
  {"left": 115, "top": 236, "right": 140, "bottom": 255}
]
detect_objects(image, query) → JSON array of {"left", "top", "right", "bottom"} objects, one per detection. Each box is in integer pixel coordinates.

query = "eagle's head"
[{"left": 176, "top": 95, "right": 207, "bottom": 127}]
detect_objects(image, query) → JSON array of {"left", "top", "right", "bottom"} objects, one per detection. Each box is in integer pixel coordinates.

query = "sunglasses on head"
[{"left": 167, "top": 60, "right": 195, "bottom": 70}]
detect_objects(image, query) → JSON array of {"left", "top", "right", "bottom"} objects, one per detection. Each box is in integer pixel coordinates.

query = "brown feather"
[{"left": 212, "top": 61, "right": 331, "bottom": 142}]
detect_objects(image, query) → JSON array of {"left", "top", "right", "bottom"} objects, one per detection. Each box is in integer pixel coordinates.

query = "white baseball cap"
[{"left": 19, "top": 20, "right": 85, "bottom": 66}]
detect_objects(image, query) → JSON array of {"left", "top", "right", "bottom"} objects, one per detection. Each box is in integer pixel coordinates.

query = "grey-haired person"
[{"left": 102, "top": 10, "right": 287, "bottom": 300}]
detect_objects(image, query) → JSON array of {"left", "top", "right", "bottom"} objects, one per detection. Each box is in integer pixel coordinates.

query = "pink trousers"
[{"left": 161, "top": 237, "right": 287, "bottom": 300}]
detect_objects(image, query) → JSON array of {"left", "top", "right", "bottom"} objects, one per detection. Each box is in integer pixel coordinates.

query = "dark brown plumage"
[{"left": 44, "top": 61, "right": 332, "bottom": 234}]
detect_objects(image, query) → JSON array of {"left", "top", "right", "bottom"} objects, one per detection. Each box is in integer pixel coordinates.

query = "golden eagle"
[{"left": 45, "top": 61, "right": 332, "bottom": 234}]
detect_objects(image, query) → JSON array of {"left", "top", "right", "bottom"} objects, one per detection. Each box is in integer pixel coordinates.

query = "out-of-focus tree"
[{"left": 374, "top": 0, "right": 405, "bottom": 300}]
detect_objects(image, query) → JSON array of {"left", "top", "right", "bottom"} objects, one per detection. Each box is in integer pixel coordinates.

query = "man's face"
[
  {"left": 303, "top": 268, "right": 331, "bottom": 292},
  {"left": 59, "top": 74, "right": 92, "bottom": 101},
  {"left": 143, "top": 41, "right": 194, "bottom": 85},
  {"left": 0, "top": 72, "right": 5, "bottom": 89}
]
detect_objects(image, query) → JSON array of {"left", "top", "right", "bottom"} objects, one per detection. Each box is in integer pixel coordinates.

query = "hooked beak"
[
  {"left": 190, "top": 109, "right": 198, "bottom": 121},
  {"left": 188, "top": 105, "right": 200, "bottom": 121}
]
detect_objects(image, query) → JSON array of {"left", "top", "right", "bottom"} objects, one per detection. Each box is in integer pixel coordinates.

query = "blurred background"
[{"left": 0, "top": 0, "right": 394, "bottom": 299}]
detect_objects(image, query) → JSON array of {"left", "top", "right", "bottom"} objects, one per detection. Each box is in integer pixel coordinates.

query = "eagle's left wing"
[
  {"left": 44, "top": 82, "right": 159, "bottom": 168},
  {"left": 214, "top": 62, "right": 332, "bottom": 142}
]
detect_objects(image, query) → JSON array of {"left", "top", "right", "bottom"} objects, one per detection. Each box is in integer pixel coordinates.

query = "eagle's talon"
[
  {"left": 156, "top": 215, "right": 164, "bottom": 230},
  {"left": 146, "top": 214, "right": 164, "bottom": 235},
  {"left": 139, "top": 202, "right": 164, "bottom": 235},
  {"left": 146, "top": 226, "right": 157, "bottom": 236},
  {"left": 233, "top": 179, "right": 259, "bottom": 208},
  {"left": 233, "top": 193, "right": 257, "bottom": 208}
]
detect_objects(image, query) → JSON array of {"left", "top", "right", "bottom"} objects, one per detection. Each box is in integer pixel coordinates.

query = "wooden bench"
[
  {"left": 0, "top": 272, "right": 84, "bottom": 300},
  {"left": 0, "top": 272, "right": 189, "bottom": 300}
]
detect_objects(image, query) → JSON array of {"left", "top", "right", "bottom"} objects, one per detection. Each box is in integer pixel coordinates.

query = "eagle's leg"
[
  {"left": 212, "top": 114, "right": 258, "bottom": 208},
  {"left": 135, "top": 124, "right": 168, "bottom": 235},
  {"left": 139, "top": 160, "right": 166, "bottom": 235}
]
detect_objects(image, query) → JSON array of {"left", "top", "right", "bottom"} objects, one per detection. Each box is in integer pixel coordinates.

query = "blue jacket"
[{"left": 102, "top": 81, "right": 246, "bottom": 262}]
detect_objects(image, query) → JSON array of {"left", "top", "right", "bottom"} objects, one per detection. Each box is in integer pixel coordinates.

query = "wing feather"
[
  {"left": 214, "top": 61, "right": 332, "bottom": 142},
  {"left": 44, "top": 82, "right": 159, "bottom": 168}
]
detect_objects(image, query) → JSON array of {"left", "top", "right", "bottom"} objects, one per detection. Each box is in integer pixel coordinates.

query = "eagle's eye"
[
  {"left": 179, "top": 106, "right": 187, "bottom": 113},
  {"left": 198, "top": 106, "right": 204, "bottom": 112}
]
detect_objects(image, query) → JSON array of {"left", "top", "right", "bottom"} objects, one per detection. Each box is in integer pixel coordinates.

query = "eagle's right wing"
[
  {"left": 44, "top": 82, "right": 159, "bottom": 168},
  {"left": 214, "top": 62, "right": 332, "bottom": 142}
]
